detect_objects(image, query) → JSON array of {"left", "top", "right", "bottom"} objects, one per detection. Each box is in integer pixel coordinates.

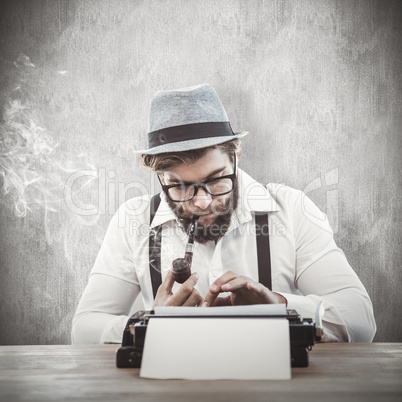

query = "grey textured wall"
[{"left": 0, "top": 0, "right": 401, "bottom": 344}]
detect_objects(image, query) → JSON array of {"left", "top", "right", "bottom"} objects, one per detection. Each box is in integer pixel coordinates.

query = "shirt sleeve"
[
  {"left": 71, "top": 273, "right": 140, "bottom": 344},
  {"left": 278, "top": 191, "right": 376, "bottom": 342},
  {"left": 71, "top": 202, "right": 142, "bottom": 344}
]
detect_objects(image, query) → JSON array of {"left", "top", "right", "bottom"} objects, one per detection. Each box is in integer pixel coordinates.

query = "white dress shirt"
[{"left": 71, "top": 169, "right": 376, "bottom": 344}]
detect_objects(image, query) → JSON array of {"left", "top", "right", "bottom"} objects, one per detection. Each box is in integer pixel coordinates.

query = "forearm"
[
  {"left": 72, "top": 312, "right": 129, "bottom": 344},
  {"left": 71, "top": 273, "right": 140, "bottom": 344},
  {"left": 278, "top": 291, "right": 375, "bottom": 342},
  {"left": 284, "top": 250, "right": 376, "bottom": 342},
  {"left": 320, "top": 288, "right": 376, "bottom": 342}
]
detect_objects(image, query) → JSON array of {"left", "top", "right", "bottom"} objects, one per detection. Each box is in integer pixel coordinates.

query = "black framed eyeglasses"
[{"left": 158, "top": 154, "right": 237, "bottom": 202}]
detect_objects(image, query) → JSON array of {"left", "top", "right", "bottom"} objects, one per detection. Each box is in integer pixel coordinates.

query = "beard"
[{"left": 166, "top": 178, "right": 239, "bottom": 244}]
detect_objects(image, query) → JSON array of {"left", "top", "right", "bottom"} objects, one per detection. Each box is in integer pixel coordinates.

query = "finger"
[
  {"left": 246, "top": 281, "right": 266, "bottom": 295},
  {"left": 208, "top": 270, "right": 238, "bottom": 294},
  {"left": 204, "top": 289, "right": 219, "bottom": 306},
  {"left": 247, "top": 282, "right": 275, "bottom": 303},
  {"left": 182, "top": 289, "right": 204, "bottom": 307},
  {"left": 210, "top": 295, "right": 231, "bottom": 306},
  {"left": 204, "top": 290, "right": 233, "bottom": 307},
  {"left": 168, "top": 272, "right": 199, "bottom": 305},
  {"left": 159, "top": 269, "right": 175, "bottom": 294},
  {"left": 153, "top": 271, "right": 175, "bottom": 307},
  {"left": 221, "top": 276, "right": 253, "bottom": 292}
]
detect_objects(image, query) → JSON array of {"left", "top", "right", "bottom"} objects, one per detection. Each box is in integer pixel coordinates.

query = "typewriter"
[{"left": 116, "top": 308, "right": 322, "bottom": 369}]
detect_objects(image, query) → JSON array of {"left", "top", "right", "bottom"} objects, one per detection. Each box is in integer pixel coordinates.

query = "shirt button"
[{"left": 212, "top": 270, "right": 219, "bottom": 277}]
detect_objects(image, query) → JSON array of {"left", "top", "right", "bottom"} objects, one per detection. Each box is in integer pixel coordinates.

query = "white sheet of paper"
[
  {"left": 140, "top": 317, "right": 291, "bottom": 380},
  {"left": 153, "top": 303, "right": 287, "bottom": 316}
]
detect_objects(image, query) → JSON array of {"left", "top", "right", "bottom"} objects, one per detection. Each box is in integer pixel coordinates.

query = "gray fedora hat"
[{"left": 134, "top": 83, "right": 248, "bottom": 155}]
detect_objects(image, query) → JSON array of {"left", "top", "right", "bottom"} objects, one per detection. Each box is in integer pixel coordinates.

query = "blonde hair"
[{"left": 141, "top": 138, "right": 241, "bottom": 171}]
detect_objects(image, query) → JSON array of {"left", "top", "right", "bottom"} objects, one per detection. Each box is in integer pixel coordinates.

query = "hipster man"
[{"left": 72, "top": 84, "right": 376, "bottom": 344}]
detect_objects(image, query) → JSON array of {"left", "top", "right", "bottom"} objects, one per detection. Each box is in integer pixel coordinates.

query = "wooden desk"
[{"left": 0, "top": 343, "right": 401, "bottom": 402}]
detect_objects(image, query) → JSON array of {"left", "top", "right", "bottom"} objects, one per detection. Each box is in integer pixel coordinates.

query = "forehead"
[{"left": 164, "top": 148, "right": 231, "bottom": 182}]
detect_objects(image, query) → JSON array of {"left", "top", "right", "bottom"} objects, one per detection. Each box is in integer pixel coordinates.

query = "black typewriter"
[{"left": 116, "top": 308, "right": 322, "bottom": 369}]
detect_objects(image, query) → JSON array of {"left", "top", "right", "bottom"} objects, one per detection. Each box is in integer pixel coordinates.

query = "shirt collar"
[
  {"left": 149, "top": 191, "right": 178, "bottom": 229},
  {"left": 149, "top": 168, "right": 280, "bottom": 229},
  {"left": 228, "top": 169, "right": 280, "bottom": 232}
]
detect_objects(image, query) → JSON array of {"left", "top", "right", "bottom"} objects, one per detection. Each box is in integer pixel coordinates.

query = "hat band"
[{"left": 148, "top": 121, "right": 234, "bottom": 149}]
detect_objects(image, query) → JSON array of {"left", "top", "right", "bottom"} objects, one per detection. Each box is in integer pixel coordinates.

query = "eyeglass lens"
[{"left": 167, "top": 177, "right": 234, "bottom": 201}]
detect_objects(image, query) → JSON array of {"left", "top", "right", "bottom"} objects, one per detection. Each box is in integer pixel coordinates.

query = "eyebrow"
[{"left": 167, "top": 166, "right": 227, "bottom": 185}]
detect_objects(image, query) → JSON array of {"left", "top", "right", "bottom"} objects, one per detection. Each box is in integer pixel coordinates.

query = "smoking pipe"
[{"left": 172, "top": 216, "right": 199, "bottom": 283}]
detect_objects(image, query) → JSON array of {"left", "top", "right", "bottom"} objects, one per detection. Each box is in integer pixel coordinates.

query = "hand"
[
  {"left": 153, "top": 270, "right": 204, "bottom": 307},
  {"left": 204, "top": 270, "right": 287, "bottom": 307}
]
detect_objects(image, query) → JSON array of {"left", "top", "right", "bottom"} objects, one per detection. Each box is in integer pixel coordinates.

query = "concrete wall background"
[{"left": 0, "top": 0, "right": 401, "bottom": 344}]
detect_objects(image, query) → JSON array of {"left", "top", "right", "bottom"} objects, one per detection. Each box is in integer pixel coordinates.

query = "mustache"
[{"left": 175, "top": 200, "right": 234, "bottom": 220}]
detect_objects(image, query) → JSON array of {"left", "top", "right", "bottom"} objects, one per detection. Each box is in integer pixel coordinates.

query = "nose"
[{"left": 192, "top": 187, "right": 212, "bottom": 210}]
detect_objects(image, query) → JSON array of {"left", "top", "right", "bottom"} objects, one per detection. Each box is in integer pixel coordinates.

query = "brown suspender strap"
[
  {"left": 149, "top": 194, "right": 162, "bottom": 299},
  {"left": 254, "top": 213, "right": 272, "bottom": 290}
]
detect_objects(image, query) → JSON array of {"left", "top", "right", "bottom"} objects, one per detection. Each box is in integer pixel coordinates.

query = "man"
[{"left": 71, "top": 83, "right": 376, "bottom": 344}]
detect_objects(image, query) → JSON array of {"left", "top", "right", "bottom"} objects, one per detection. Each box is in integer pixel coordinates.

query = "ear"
[{"left": 236, "top": 141, "right": 242, "bottom": 161}]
